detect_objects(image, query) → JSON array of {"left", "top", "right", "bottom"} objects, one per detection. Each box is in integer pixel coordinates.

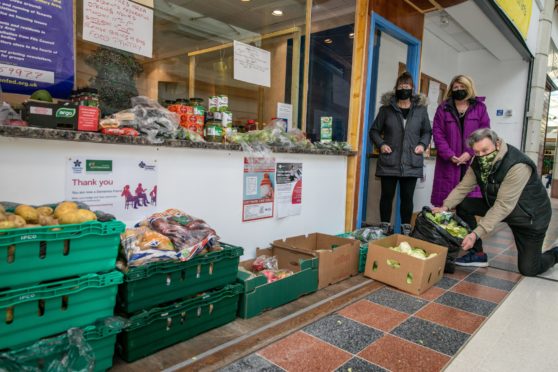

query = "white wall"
[
  {"left": 0, "top": 137, "right": 348, "bottom": 259},
  {"left": 457, "top": 49, "right": 529, "bottom": 147},
  {"left": 421, "top": 28, "right": 459, "bottom": 86}
]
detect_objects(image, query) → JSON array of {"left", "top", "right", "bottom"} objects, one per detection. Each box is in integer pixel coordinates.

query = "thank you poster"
[
  {"left": 0, "top": 0, "right": 74, "bottom": 98},
  {"left": 65, "top": 156, "right": 158, "bottom": 222}
]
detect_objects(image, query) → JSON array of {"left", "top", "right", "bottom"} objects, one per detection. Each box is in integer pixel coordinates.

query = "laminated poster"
[
  {"left": 0, "top": 0, "right": 74, "bottom": 98},
  {"left": 243, "top": 157, "right": 275, "bottom": 222},
  {"left": 234, "top": 40, "right": 271, "bottom": 87},
  {"left": 276, "top": 163, "right": 302, "bottom": 219},
  {"left": 65, "top": 157, "right": 158, "bottom": 223}
]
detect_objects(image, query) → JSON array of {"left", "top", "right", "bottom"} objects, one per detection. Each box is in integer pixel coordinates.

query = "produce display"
[
  {"left": 247, "top": 255, "right": 294, "bottom": 284},
  {"left": 346, "top": 227, "right": 386, "bottom": 243},
  {"left": 120, "top": 208, "right": 219, "bottom": 268},
  {"left": 0, "top": 201, "right": 97, "bottom": 229},
  {"left": 425, "top": 211, "right": 468, "bottom": 239},
  {"left": 388, "top": 241, "right": 438, "bottom": 261}
]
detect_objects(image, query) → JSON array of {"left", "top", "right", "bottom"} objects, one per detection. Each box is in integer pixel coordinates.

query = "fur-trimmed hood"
[{"left": 380, "top": 91, "right": 429, "bottom": 107}]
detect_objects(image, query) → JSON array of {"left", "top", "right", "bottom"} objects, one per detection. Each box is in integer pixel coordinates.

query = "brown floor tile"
[
  {"left": 359, "top": 334, "right": 450, "bottom": 372},
  {"left": 444, "top": 268, "right": 474, "bottom": 281},
  {"left": 417, "top": 286, "right": 446, "bottom": 301},
  {"left": 451, "top": 281, "right": 508, "bottom": 304},
  {"left": 415, "top": 303, "right": 485, "bottom": 334},
  {"left": 475, "top": 267, "right": 522, "bottom": 282},
  {"left": 338, "top": 300, "right": 408, "bottom": 332},
  {"left": 258, "top": 331, "right": 351, "bottom": 372},
  {"left": 483, "top": 246, "right": 506, "bottom": 255},
  {"left": 490, "top": 254, "right": 517, "bottom": 264}
]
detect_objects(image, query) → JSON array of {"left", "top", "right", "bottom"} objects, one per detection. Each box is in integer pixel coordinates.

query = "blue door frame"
[{"left": 356, "top": 13, "right": 421, "bottom": 230}]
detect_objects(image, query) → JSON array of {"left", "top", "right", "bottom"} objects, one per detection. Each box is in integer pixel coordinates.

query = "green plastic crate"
[
  {"left": 117, "top": 284, "right": 242, "bottom": 362},
  {"left": 237, "top": 247, "right": 318, "bottom": 318},
  {"left": 0, "top": 220, "right": 125, "bottom": 289},
  {"left": 0, "top": 318, "right": 124, "bottom": 372},
  {"left": 118, "top": 242, "right": 243, "bottom": 314},
  {"left": 0, "top": 271, "right": 123, "bottom": 349},
  {"left": 336, "top": 233, "right": 368, "bottom": 273}
]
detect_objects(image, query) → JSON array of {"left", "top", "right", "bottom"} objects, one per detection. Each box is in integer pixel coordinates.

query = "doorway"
[{"left": 357, "top": 14, "right": 421, "bottom": 231}]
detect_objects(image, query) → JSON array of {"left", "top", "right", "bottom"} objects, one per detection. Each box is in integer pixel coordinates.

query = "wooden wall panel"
[{"left": 369, "top": 0, "right": 425, "bottom": 41}]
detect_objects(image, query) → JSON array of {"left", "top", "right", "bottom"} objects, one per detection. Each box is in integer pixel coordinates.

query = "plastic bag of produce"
[
  {"left": 410, "top": 206, "right": 470, "bottom": 261},
  {"left": 252, "top": 255, "right": 278, "bottom": 272}
]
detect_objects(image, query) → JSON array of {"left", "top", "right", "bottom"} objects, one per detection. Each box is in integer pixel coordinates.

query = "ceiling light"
[
  {"left": 324, "top": 38, "right": 333, "bottom": 44},
  {"left": 241, "top": 0, "right": 250, "bottom": 2},
  {"left": 349, "top": 33, "right": 354, "bottom": 39},
  {"left": 271, "top": 9, "right": 283, "bottom": 16}
]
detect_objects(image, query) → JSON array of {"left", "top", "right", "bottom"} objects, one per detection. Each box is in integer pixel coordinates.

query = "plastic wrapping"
[
  {"left": 251, "top": 255, "right": 278, "bottom": 272},
  {"left": 176, "top": 127, "right": 205, "bottom": 142},
  {"left": 120, "top": 226, "right": 178, "bottom": 267},
  {"left": 0, "top": 102, "right": 25, "bottom": 126},
  {"left": 349, "top": 227, "right": 386, "bottom": 243}
]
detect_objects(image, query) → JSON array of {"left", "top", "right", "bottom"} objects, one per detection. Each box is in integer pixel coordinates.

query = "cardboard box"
[
  {"left": 237, "top": 246, "right": 318, "bottom": 318},
  {"left": 364, "top": 234, "right": 447, "bottom": 295},
  {"left": 23, "top": 101, "right": 78, "bottom": 129},
  {"left": 272, "top": 233, "right": 360, "bottom": 289}
]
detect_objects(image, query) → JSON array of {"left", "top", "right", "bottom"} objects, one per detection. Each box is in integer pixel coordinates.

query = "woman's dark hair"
[{"left": 394, "top": 72, "right": 414, "bottom": 90}]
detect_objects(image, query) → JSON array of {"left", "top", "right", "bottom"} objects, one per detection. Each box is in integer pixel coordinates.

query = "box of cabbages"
[{"left": 364, "top": 234, "right": 447, "bottom": 295}]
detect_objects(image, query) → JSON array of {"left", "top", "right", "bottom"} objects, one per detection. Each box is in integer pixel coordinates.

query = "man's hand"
[
  {"left": 461, "top": 232, "right": 477, "bottom": 250},
  {"left": 380, "top": 144, "right": 392, "bottom": 154},
  {"left": 457, "top": 152, "right": 472, "bottom": 165},
  {"left": 414, "top": 144, "right": 425, "bottom": 155},
  {"left": 431, "top": 206, "right": 448, "bottom": 213},
  {"left": 451, "top": 156, "right": 461, "bottom": 164}
]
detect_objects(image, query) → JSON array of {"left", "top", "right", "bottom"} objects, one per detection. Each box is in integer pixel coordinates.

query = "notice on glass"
[
  {"left": 427, "top": 81, "right": 441, "bottom": 121},
  {"left": 65, "top": 157, "right": 158, "bottom": 222},
  {"left": 277, "top": 102, "right": 293, "bottom": 130},
  {"left": 243, "top": 157, "right": 275, "bottom": 222},
  {"left": 0, "top": 0, "right": 74, "bottom": 98},
  {"left": 276, "top": 163, "right": 302, "bottom": 219},
  {"left": 83, "top": 0, "right": 153, "bottom": 58},
  {"left": 234, "top": 40, "right": 270, "bottom": 87}
]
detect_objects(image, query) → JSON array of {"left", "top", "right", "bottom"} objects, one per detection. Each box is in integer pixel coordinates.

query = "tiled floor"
[{"left": 221, "top": 265, "right": 522, "bottom": 372}]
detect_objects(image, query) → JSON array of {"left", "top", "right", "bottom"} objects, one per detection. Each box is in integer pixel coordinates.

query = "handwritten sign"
[
  {"left": 82, "top": 0, "right": 153, "bottom": 58},
  {"left": 234, "top": 40, "right": 270, "bottom": 87},
  {"left": 0, "top": 63, "right": 54, "bottom": 84}
]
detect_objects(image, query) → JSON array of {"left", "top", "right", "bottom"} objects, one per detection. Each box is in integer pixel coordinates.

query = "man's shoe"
[
  {"left": 455, "top": 251, "right": 489, "bottom": 267},
  {"left": 547, "top": 246, "right": 558, "bottom": 261}
]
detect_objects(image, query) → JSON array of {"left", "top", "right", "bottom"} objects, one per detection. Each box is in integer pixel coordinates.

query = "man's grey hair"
[{"left": 467, "top": 128, "right": 500, "bottom": 148}]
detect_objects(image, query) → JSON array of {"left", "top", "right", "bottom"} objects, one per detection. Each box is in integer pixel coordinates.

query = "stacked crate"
[
  {"left": 116, "top": 242, "right": 244, "bottom": 362},
  {"left": 0, "top": 220, "right": 125, "bottom": 371}
]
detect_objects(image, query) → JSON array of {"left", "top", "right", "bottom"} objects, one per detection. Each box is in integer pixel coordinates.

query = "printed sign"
[
  {"left": 65, "top": 157, "right": 158, "bottom": 222},
  {"left": 0, "top": 0, "right": 74, "bottom": 98},
  {"left": 276, "top": 163, "right": 302, "bottom": 218},
  {"left": 83, "top": 0, "right": 154, "bottom": 58},
  {"left": 495, "top": 0, "right": 532, "bottom": 39},
  {"left": 243, "top": 157, "right": 275, "bottom": 222},
  {"left": 234, "top": 40, "right": 270, "bottom": 87}
]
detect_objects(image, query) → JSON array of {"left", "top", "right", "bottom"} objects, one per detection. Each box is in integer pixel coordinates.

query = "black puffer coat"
[{"left": 369, "top": 92, "right": 432, "bottom": 178}]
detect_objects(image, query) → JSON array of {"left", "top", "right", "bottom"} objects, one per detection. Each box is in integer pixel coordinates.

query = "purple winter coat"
[{"left": 430, "top": 97, "right": 490, "bottom": 207}]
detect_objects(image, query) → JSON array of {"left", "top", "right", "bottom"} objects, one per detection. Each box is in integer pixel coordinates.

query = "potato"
[
  {"left": 76, "top": 209, "right": 97, "bottom": 223},
  {"left": 38, "top": 214, "right": 59, "bottom": 226},
  {"left": 0, "top": 203, "right": 5, "bottom": 214},
  {"left": 37, "top": 206, "right": 54, "bottom": 216},
  {"left": 15, "top": 205, "right": 39, "bottom": 224},
  {"left": 0, "top": 212, "right": 6, "bottom": 222},
  {"left": 0, "top": 221, "right": 16, "bottom": 229},
  {"left": 54, "top": 203, "right": 78, "bottom": 219},
  {"left": 7, "top": 214, "right": 26, "bottom": 228},
  {"left": 57, "top": 211, "right": 81, "bottom": 225},
  {"left": 24, "top": 224, "right": 41, "bottom": 228}
]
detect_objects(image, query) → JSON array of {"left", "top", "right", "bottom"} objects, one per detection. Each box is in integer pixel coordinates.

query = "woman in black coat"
[{"left": 369, "top": 72, "right": 432, "bottom": 234}]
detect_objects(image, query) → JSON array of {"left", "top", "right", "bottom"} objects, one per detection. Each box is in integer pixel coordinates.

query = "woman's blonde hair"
[{"left": 445, "top": 75, "right": 477, "bottom": 100}]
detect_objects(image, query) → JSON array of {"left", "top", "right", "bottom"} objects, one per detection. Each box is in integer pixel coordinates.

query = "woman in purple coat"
[{"left": 431, "top": 75, "right": 490, "bottom": 266}]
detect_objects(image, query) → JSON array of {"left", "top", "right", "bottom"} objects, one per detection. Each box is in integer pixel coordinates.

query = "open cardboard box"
[
  {"left": 364, "top": 234, "right": 447, "bottom": 295},
  {"left": 272, "top": 233, "right": 360, "bottom": 289},
  {"left": 237, "top": 247, "right": 318, "bottom": 318}
]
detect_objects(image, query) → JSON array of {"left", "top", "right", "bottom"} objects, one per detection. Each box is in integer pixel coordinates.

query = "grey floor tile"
[
  {"left": 303, "top": 314, "right": 383, "bottom": 354},
  {"left": 465, "top": 272, "right": 517, "bottom": 291},
  {"left": 489, "top": 260, "right": 519, "bottom": 273},
  {"left": 435, "top": 276, "right": 459, "bottom": 289},
  {"left": 335, "top": 357, "right": 387, "bottom": 372},
  {"left": 366, "top": 287, "right": 428, "bottom": 314},
  {"left": 436, "top": 291, "right": 497, "bottom": 316},
  {"left": 391, "top": 317, "right": 470, "bottom": 356},
  {"left": 219, "top": 354, "right": 285, "bottom": 372},
  {"left": 501, "top": 249, "right": 518, "bottom": 257}
]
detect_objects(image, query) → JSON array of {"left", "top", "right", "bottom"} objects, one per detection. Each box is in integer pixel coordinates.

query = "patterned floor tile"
[
  {"left": 415, "top": 302, "right": 486, "bottom": 334},
  {"left": 451, "top": 281, "right": 508, "bottom": 304},
  {"left": 335, "top": 357, "right": 386, "bottom": 372},
  {"left": 490, "top": 254, "right": 517, "bottom": 264},
  {"left": 489, "top": 260, "right": 519, "bottom": 273},
  {"left": 303, "top": 314, "right": 384, "bottom": 354},
  {"left": 444, "top": 267, "right": 475, "bottom": 281},
  {"left": 435, "top": 276, "right": 459, "bottom": 290},
  {"left": 417, "top": 286, "right": 446, "bottom": 301},
  {"left": 391, "top": 317, "right": 470, "bottom": 356},
  {"left": 366, "top": 287, "right": 428, "bottom": 314},
  {"left": 465, "top": 272, "right": 517, "bottom": 291},
  {"left": 501, "top": 248, "right": 518, "bottom": 257},
  {"left": 220, "top": 354, "right": 285, "bottom": 372},
  {"left": 435, "top": 291, "right": 497, "bottom": 317},
  {"left": 475, "top": 267, "right": 522, "bottom": 282},
  {"left": 358, "top": 334, "right": 450, "bottom": 372},
  {"left": 258, "top": 331, "right": 351, "bottom": 372},
  {"left": 482, "top": 246, "right": 506, "bottom": 255},
  {"left": 338, "top": 300, "right": 408, "bottom": 332}
]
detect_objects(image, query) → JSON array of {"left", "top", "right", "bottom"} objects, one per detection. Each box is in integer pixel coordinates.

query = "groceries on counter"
[
  {"left": 119, "top": 208, "right": 220, "bottom": 268},
  {"left": 0, "top": 201, "right": 98, "bottom": 229}
]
